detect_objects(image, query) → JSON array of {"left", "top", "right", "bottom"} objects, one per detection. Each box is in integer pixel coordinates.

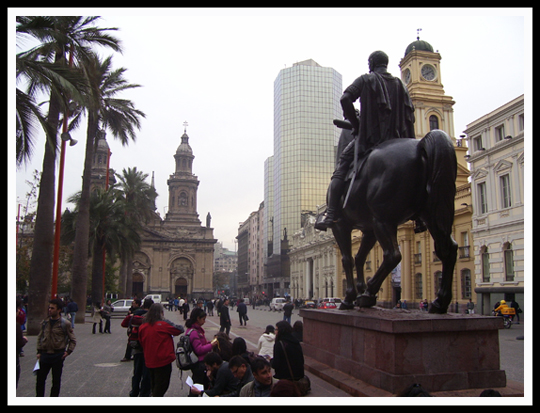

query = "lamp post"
[
  {"left": 50, "top": 127, "right": 78, "bottom": 298},
  {"left": 51, "top": 45, "right": 77, "bottom": 299}
]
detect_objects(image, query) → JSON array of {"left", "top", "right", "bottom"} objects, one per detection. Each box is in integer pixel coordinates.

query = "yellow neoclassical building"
[{"left": 336, "top": 37, "right": 475, "bottom": 311}]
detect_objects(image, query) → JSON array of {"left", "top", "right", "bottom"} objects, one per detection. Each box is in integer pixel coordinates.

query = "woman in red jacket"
[{"left": 139, "top": 303, "right": 184, "bottom": 396}]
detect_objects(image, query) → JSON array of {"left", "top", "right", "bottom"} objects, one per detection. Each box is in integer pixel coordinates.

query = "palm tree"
[
  {"left": 63, "top": 187, "right": 142, "bottom": 304},
  {"left": 16, "top": 16, "right": 121, "bottom": 334},
  {"left": 114, "top": 167, "right": 157, "bottom": 296},
  {"left": 69, "top": 53, "right": 145, "bottom": 322}
]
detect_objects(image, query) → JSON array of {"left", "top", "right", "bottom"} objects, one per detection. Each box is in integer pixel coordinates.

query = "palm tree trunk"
[
  {"left": 26, "top": 97, "right": 61, "bottom": 335},
  {"left": 70, "top": 115, "right": 98, "bottom": 323},
  {"left": 91, "top": 239, "right": 105, "bottom": 306},
  {"left": 118, "top": 259, "right": 127, "bottom": 297},
  {"left": 125, "top": 251, "right": 134, "bottom": 298}
]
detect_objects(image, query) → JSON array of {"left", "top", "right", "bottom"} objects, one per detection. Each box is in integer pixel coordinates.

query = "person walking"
[
  {"left": 138, "top": 303, "right": 184, "bottom": 396},
  {"left": 65, "top": 299, "right": 78, "bottom": 329},
  {"left": 219, "top": 298, "right": 231, "bottom": 337},
  {"left": 283, "top": 298, "right": 294, "bottom": 324},
  {"left": 35, "top": 298, "right": 76, "bottom": 397},
  {"left": 237, "top": 298, "right": 248, "bottom": 327}
]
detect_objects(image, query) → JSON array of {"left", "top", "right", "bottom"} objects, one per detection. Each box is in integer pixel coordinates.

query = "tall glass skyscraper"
[{"left": 264, "top": 59, "right": 342, "bottom": 270}]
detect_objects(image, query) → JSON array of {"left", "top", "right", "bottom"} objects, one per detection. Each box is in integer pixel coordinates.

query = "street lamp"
[{"left": 51, "top": 126, "right": 78, "bottom": 299}]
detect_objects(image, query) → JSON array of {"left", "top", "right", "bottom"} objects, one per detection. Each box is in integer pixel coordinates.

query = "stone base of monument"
[{"left": 300, "top": 307, "right": 522, "bottom": 396}]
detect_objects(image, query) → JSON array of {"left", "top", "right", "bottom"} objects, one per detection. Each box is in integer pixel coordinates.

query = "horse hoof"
[
  {"left": 339, "top": 302, "right": 355, "bottom": 310},
  {"left": 428, "top": 300, "right": 448, "bottom": 314},
  {"left": 356, "top": 294, "right": 377, "bottom": 308}
]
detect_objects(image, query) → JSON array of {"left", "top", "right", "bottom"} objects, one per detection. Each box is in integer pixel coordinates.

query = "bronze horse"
[{"left": 330, "top": 128, "right": 458, "bottom": 313}]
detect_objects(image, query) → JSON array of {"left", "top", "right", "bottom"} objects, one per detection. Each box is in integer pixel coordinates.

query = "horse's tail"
[{"left": 418, "top": 130, "right": 457, "bottom": 233}]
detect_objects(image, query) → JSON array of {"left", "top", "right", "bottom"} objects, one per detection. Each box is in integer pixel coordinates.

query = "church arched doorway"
[
  {"left": 175, "top": 278, "right": 188, "bottom": 298},
  {"left": 170, "top": 257, "right": 193, "bottom": 299},
  {"left": 133, "top": 272, "right": 144, "bottom": 296}
]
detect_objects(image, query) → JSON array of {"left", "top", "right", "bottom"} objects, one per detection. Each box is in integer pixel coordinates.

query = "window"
[
  {"left": 503, "top": 243, "right": 514, "bottom": 281},
  {"left": 461, "top": 269, "right": 472, "bottom": 299},
  {"left": 478, "top": 182, "right": 488, "bottom": 214},
  {"left": 434, "top": 271, "right": 443, "bottom": 295},
  {"left": 495, "top": 124, "right": 506, "bottom": 142},
  {"left": 518, "top": 114, "right": 524, "bottom": 132},
  {"left": 500, "top": 174, "right": 512, "bottom": 208},
  {"left": 459, "top": 232, "right": 470, "bottom": 258},
  {"left": 481, "top": 246, "right": 490, "bottom": 282},
  {"left": 414, "top": 273, "right": 423, "bottom": 300},
  {"left": 473, "top": 135, "right": 484, "bottom": 151},
  {"left": 429, "top": 115, "right": 439, "bottom": 131}
]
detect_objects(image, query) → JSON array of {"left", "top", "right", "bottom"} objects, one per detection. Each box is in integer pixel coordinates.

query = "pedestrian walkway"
[{"left": 13, "top": 309, "right": 351, "bottom": 402}]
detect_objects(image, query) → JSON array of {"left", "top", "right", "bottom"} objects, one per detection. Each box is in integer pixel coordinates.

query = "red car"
[{"left": 318, "top": 301, "right": 337, "bottom": 309}]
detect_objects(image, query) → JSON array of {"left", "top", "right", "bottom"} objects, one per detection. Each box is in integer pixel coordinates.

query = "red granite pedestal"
[{"left": 300, "top": 307, "right": 507, "bottom": 394}]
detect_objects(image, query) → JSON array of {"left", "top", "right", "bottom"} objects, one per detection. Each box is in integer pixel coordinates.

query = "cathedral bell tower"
[{"left": 165, "top": 122, "right": 201, "bottom": 226}]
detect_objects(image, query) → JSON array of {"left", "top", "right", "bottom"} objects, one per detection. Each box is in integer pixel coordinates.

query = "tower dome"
[
  {"left": 176, "top": 132, "right": 193, "bottom": 155},
  {"left": 404, "top": 37, "right": 434, "bottom": 57}
]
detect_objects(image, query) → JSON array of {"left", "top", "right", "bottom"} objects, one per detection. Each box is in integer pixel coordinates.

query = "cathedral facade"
[{"left": 120, "top": 128, "right": 216, "bottom": 300}]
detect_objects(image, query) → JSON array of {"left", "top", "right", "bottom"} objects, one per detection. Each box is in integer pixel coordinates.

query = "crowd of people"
[{"left": 117, "top": 296, "right": 309, "bottom": 397}]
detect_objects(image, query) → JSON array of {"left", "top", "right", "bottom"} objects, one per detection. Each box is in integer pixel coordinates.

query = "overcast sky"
[{"left": 12, "top": 8, "right": 531, "bottom": 251}]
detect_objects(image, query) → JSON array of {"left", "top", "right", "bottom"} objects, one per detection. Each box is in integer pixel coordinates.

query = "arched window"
[
  {"left": 429, "top": 115, "right": 439, "bottom": 131},
  {"left": 481, "top": 246, "right": 490, "bottom": 282},
  {"left": 503, "top": 242, "right": 514, "bottom": 281},
  {"left": 461, "top": 268, "right": 472, "bottom": 299},
  {"left": 434, "top": 271, "right": 443, "bottom": 295},
  {"left": 414, "top": 273, "right": 423, "bottom": 300}
]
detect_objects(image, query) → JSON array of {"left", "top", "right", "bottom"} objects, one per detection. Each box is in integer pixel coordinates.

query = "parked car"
[
  {"left": 144, "top": 294, "right": 162, "bottom": 304},
  {"left": 318, "top": 301, "right": 337, "bottom": 309},
  {"left": 270, "top": 297, "right": 286, "bottom": 311},
  {"left": 302, "top": 300, "right": 317, "bottom": 309},
  {"left": 319, "top": 297, "right": 342, "bottom": 304},
  {"left": 110, "top": 299, "right": 134, "bottom": 315}
]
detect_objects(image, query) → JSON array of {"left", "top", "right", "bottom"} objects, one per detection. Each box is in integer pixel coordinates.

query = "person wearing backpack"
[
  {"left": 35, "top": 298, "right": 76, "bottom": 397},
  {"left": 185, "top": 307, "right": 218, "bottom": 396},
  {"left": 121, "top": 298, "right": 153, "bottom": 397},
  {"left": 138, "top": 303, "right": 184, "bottom": 397}
]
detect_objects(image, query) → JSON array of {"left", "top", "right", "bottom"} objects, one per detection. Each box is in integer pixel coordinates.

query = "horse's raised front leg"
[
  {"left": 357, "top": 221, "right": 401, "bottom": 308},
  {"left": 332, "top": 225, "right": 356, "bottom": 310}
]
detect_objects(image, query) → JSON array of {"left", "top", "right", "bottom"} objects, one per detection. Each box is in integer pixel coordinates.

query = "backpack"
[
  {"left": 175, "top": 329, "right": 199, "bottom": 370},
  {"left": 127, "top": 314, "right": 144, "bottom": 350}
]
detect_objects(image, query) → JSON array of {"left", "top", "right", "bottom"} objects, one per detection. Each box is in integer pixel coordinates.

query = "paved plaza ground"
[{"left": 11, "top": 306, "right": 527, "bottom": 404}]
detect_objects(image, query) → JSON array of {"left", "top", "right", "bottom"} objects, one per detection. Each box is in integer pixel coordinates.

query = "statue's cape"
[{"left": 345, "top": 71, "right": 415, "bottom": 149}]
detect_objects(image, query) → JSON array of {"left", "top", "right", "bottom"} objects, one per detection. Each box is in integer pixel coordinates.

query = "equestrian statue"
[{"left": 315, "top": 51, "right": 458, "bottom": 314}]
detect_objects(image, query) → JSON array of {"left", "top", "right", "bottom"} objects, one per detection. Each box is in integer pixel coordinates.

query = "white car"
[
  {"left": 144, "top": 294, "right": 162, "bottom": 304},
  {"left": 270, "top": 297, "right": 286, "bottom": 311},
  {"left": 110, "top": 299, "right": 134, "bottom": 315}
]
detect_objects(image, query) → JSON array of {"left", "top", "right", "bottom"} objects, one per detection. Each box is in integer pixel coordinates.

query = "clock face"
[
  {"left": 421, "top": 64, "right": 436, "bottom": 81},
  {"left": 402, "top": 68, "right": 411, "bottom": 84}
]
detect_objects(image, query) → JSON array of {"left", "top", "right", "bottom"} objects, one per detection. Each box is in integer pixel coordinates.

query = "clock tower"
[{"left": 399, "top": 35, "right": 469, "bottom": 185}]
